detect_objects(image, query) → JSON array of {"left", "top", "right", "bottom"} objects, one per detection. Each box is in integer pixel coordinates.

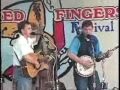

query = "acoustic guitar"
[{"left": 21, "top": 52, "right": 52, "bottom": 78}]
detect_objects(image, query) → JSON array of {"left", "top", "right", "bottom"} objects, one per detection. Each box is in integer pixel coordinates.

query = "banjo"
[{"left": 75, "top": 45, "right": 119, "bottom": 77}]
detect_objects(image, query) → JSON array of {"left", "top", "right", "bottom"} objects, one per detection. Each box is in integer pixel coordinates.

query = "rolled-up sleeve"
[{"left": 69, "top": 36, "right": 80, "bottom": 55}]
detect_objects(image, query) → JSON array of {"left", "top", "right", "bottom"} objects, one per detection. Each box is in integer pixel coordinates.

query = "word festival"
[{"left": 71, "top": 20, "right": 114, "bottom": 32}]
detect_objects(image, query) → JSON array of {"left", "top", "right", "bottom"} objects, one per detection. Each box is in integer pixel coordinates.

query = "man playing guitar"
[{"left": 13, "top": 20, "right": 40, "bottom": 90}]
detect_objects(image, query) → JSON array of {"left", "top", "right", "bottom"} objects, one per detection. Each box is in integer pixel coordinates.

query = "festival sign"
[{"left": 1, "top": 0, "right": 119, "bottom": 89}]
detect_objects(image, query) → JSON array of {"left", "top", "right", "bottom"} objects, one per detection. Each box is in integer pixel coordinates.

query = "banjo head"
[{"left": 75, "top": 55, "right": 94, "bottom": 77}]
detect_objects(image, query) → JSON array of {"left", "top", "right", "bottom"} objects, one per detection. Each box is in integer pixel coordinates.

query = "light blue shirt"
[{"left": 69, "top": 36, "right": 80, "bottom": 55}]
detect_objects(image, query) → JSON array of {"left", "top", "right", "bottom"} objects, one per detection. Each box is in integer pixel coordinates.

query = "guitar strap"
[
  {"left": 14, "top": 51, "right": 29, "bottom": 77},
  {"left": 13, "top": 51, "right": 22, "bottom": 66},
  {"left": 14, "top": 50, "right": 26, "bottom": 68}
]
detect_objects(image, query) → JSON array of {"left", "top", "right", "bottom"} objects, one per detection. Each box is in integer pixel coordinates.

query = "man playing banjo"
[{"left": 67, "top": 20, "right": 113, "bottom": 90}]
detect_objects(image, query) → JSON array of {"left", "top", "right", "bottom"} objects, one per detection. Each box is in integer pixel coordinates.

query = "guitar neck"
[
  {"left": 110, "top": 46, "right": 119, "bottom": 51},
  {"left": 98, "top": 45, "right": 119, "bottom": 60},
  {"left": 104, "top": 45, "right": 119, "bottom": 57}
]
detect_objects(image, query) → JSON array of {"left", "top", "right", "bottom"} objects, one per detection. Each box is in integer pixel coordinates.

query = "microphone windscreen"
[
  {"left": 87, "top": 34, "right": 91, "bottom": 39},
  {"left": 31, "top": 32, "right": 36, "bottom": 35}
]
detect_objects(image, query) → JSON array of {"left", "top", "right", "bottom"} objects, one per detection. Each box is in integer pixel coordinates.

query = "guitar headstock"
[{"left": 111, "top": 45, "right": 119, "bottom": 51}]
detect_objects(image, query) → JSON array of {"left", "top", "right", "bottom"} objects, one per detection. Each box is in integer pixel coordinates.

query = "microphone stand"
[
  {"left": 54, "top": 47, "right": 59, "bottom": 90},
  {"left": 0, "top": 74, "right": 4, "bottom": 90},
  {"left": 100, "top": 59, "right": 108, "bottom": 90},
  {"left": 43, "top": 35, "right": 59, "bottom": 90},
  {"left": 91, "top": 42, "right": 96, "bottom": 90}
]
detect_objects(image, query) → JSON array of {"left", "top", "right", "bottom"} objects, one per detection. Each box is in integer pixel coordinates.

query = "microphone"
[
  {"left": 85, "top": 34, "right": 91, "bottom": 42},
  {"left": 82, "top": 32, "right": 91, "bottom": 42},
  {"left": 31, "top": 32, "right": 43, "bottom": 35}
]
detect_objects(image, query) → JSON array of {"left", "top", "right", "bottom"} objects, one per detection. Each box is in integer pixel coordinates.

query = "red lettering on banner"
[
  {"left": 94, "top": 7, "right": 104, "bottom": 18},
  {"left": 14, "top": 10, "right": 25, "bottom": 21},
  {"left": 65, "top": 9, "right": 71, "bottom": 20},
  {"left": 82, "top": 9, "right": 93, "bottom": 19},
  {"left": 54, "top": 6, "right": 118, "bottom": 21},
  {"left": 55, "top": 9, "right": 65, "bottom": 21},
  {"left": 2, "top": 10, "right": 26, "bottom": 22},
  {"left": 105, "top": 7, "right": 115, "bottom": 18},
  {"left": 116, "top": 7, "right": 119, "bottom": 18},
  {"left": 2, "top": 10, "right": 13, "bottom": 21},
  {"left": 71, "top": 9, "right": 81, "bottom": 20}
]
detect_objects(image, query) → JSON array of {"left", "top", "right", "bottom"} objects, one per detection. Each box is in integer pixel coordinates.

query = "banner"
[{"left": 1, "top": 0, "right": 119, "bottom": 89}]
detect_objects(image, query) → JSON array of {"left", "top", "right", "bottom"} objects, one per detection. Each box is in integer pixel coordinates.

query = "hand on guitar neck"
[
  {"left": 23, "top": 53, "right": 40, "bottom": 69},
  {"left": 33, "top": 54, "right": 49, "bottom": 69},
  {"left": 104, "top": 50, "right": 113, "bottom": 58},
  {"left": 105, "top": 45, "right": 119, "bottom": 58},
  {"left": 34, "top": 61, "right": 40, "bottom": 69}
]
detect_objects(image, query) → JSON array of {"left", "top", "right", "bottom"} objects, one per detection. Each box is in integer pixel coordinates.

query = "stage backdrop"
[{"left": 1, "top": 0, "right": 119, "bottom": 90}]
